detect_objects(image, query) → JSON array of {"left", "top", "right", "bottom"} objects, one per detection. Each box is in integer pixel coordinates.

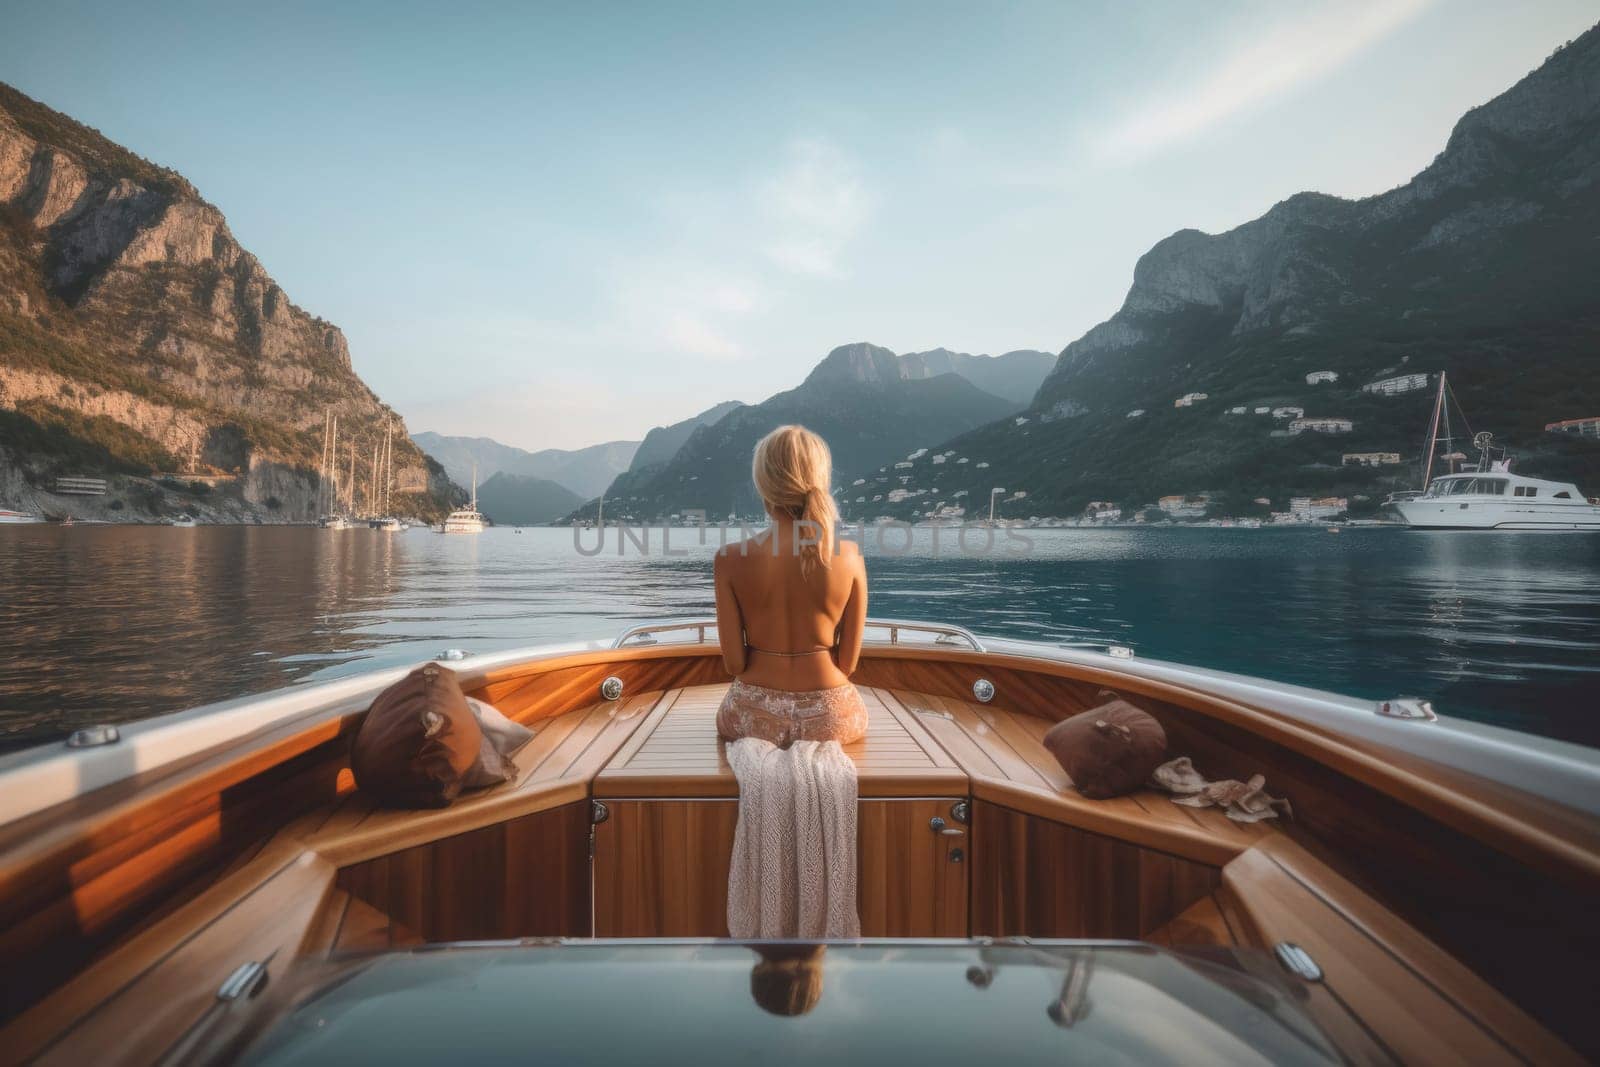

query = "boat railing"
[{"left": 612, "top": 617, "right": 986, "bottom": 652}]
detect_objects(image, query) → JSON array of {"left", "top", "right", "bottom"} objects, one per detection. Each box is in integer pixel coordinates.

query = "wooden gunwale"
[{"left": 2, "top": 639, "right": 1596, "bottom": 1062}]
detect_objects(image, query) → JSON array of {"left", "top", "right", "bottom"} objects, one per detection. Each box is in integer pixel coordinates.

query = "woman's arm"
[
  {"left": 834, "top": 555, "right": 868, "bottom": 676},
  {"left": 713, "top": 549, "right": 747, "bottom": 676}
]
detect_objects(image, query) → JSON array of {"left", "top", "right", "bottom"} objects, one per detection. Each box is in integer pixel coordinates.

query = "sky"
[{"left": 2, "top": 1, "right": 1596, "bottom": 451}]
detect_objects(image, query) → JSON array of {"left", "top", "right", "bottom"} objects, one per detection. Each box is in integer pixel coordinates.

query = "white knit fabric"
[{"left": 726, "top": 738, "right": 860, "bottom": 939}]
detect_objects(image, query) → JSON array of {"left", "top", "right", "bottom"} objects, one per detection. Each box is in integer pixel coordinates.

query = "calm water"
[{"left": 1, "top": 525, "right": 1597, "bottom": 751}]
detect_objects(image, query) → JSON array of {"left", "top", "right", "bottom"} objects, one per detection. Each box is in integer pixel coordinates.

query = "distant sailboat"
[
  {"left": 317, "top": 410, "right": 354, "bottom": 529},
  {"left": 369, "top": 420, "right": 407, "bottom": 530},
  {"left": 443, "top": 462, "right": 486, "bottom": 533}
]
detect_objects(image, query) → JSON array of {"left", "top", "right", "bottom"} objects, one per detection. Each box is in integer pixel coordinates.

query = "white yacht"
[
  {"left": 370, "top": 516, "right": 407, "bottom": 532},
  {"left": 1391, "top": 471, "right": 1600, "bottom": 529},
  {"left": 1387, "top": 373, "right": 1600, "bottom": 530},
  {"left": 317, "top": 514, "right": 355, "bottom": 530},
  {"left": 0, "top": 508, "right": 42, "bottom": 524},
  {"left": 442, "top": 464, "right": 487, "bottom": 534}
]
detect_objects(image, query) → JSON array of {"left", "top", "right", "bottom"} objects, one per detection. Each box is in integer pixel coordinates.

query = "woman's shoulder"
[{"left": 715, "top": 533, "right": 768, "bottom": 567}]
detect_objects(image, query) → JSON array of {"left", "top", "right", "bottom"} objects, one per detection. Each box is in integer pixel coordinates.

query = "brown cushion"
[
  {"left": 1043, "top": 696, "right": 1168, "bottom": 799},
  {"left": 351, "top": 665, "right": 483, "bottom": 808}
]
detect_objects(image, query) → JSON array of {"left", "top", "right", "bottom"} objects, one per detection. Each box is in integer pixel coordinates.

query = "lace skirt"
[{"left": 717, "top": 679, "right": 868, "bottom": 748}]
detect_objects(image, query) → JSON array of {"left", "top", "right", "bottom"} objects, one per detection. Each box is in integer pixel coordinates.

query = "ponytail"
[
  {"left": 752, "top": 425, "right": 837, "bottom": 576},
  {"left": 799, "top": 483, "right": 836, "bottom": 575}
]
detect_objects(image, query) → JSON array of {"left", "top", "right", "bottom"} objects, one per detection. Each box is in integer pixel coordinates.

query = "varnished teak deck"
[{"left": 2, "top": 677, "right": 1580, "bottom": 1067}]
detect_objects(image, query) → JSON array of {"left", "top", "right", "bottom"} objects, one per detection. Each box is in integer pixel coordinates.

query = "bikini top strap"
[{"left": 746, "top": 642, "right": 835, "bottom": 657}]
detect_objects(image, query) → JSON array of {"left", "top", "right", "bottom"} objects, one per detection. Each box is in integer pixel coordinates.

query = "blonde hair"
[
  {"left": 752, "top": 424, "right": 837, "bottom": 573},
  {"left": 750, "top": 946, "right": 825, "bottom": 1016}
]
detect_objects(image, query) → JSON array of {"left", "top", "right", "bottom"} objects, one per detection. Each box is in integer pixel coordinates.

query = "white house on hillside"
[
  {"left": 1289, "top": 417, "right": 1354, "bottom": 434},
  {"left": 1364, "top": 373, "right": 1429, "bottom": 396},
  {"left": 1305, "top": 371, "right": 1338, "bottom": 384},
  {"left": 1174, "top": 392, "right": 1208, "bottom": 408}
]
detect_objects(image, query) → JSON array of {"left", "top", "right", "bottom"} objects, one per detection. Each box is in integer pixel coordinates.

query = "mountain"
[
  {"left": 880, "top": 26, "right": 1600, "bottom": 519},
  {"left": 798, "top": 344, "right": 1054, "bottom": 402},
  {"left": 474, "top": 471, "right": 584, "bottom": 525},
  {"left": 896, "top": 349, "right": 1055, "bottom": 405},
  {"left": 578, "top": 342, "right": 1022, "bottom": 520},
  {"left": 0, "top": 82, "right": 452, "bottom": 522},
  {"left": 627, "top": 400, "right": 744, "bottom": 472},
  {"left": 411, "top": 432, "right": 637, "bottom": 498}
]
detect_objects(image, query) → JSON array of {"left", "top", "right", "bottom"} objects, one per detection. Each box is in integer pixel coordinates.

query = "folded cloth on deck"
[
  {"left": 1151, "top": 756, "right": 1293, "bottom": 823},
  {"left": 726, "top": 738, "right": 860, "bottom": 939}
]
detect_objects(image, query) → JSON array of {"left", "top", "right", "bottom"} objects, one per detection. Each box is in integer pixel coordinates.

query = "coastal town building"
[
  {"left": 1290, "top": 496, "right": 1348, "bottom": 520},
  {"left": 1290, "top": 417, "right": 1353, "bottom": 434},
  {"left": 1271, "top": 406, "right": 1304, "bottom": 419},
  {"left": 1126, "top": 409, "right": 1145, "bottom": 418},
  {"left": 1174, "top": 392, "right": 1208, "bottom": 408},
  {"left": 1545, "top": 416, "right": 1600, "bottom": 438},
  {"left": 1228, "top": 406, "right": 1247, "bottom": 414},
  {"left": 1305, "top": 371, "right": 1338, "bottom": 384},
  {"left": 1085, "top": 501, "right": 1122, "bottom": 522},
  {"left": 1343, "top": 452, "right": 1402, "bottom": 466},
  {"left": 54, "top": 476, "right": 107, "bottom": 496},
  {"left": 1364, "top": 373, "right": 1430, "bottom": 396},
  {"left": 1158, "top": 494, "right": 1208, "bottom": 518}
]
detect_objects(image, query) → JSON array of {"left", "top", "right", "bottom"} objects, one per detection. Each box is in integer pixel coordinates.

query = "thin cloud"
[
  {"left": 760, "top": 138, "right": 872, "bottom": 278},
  {"left": 1091, "top": 0, "right": 1436, "bottom": 164},
  {"left": 664, "top": 311, "right": 742, "bottom": 360}
]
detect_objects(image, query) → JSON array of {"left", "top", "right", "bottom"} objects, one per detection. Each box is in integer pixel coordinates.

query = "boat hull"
[{"left": 1393, "top": 499, "right": 1600, "bottom": 529}]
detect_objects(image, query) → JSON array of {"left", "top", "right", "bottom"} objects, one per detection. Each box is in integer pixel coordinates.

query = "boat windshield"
[
  {"left": 219, "top": 942, "right": 1344, "bottom": 1065},
  {"left": 1428, "top": 477, "right": 1508, "bottom": 497}
]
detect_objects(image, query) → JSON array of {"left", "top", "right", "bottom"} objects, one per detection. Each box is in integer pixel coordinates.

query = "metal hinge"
[
  {"left": 1274, "top": 942, "right": 1323, "bottom": 982},
  {"left": 591, "top": 800, "right": 609, "bottom": 824},
  {"left": 217, "top": 960, "right": 269, "bottom": 1002}
]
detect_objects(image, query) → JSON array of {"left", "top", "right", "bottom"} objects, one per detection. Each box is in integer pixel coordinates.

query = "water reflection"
[{"left": 0, "top": 525, "right": 1596, "bottom": 750}]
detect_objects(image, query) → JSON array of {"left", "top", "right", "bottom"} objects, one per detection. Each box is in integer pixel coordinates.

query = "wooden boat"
[{"left": 0, "top": 619, "right": 1594, "bottom": 1063}]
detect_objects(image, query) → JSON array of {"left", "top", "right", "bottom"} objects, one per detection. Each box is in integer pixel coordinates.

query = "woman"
[{"left": 714, "top": 425, "right": 868, "bottom": 747}]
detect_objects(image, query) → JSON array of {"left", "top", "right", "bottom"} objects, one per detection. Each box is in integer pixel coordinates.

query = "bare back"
[{"left": 714, "top": 522, "right": 867, "bottom": 691}]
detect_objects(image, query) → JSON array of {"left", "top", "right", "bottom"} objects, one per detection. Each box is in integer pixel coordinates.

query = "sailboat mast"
[
  {"left": 347, "top": 449, "right": 356, "bottom": 513},
  {"left": 383, "top": 424, "right": 393, "bottom": 515},
  {"left": 319, "top": 411, "right": 330, "bottom": 516},
  {"left": 331, "top": 415, "right": 340, "bottom": 514},
  {"left": 1420, "top": 372, "right": 1446, "bottom": 490}
]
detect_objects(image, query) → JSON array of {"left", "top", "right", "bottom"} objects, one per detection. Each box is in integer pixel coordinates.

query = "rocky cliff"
[
  {"left": 909, "top": 25, "right": 1600, "bottom": 519},
  {"left": 0, "top": 82, "right": 452, "bottom": 521}
]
